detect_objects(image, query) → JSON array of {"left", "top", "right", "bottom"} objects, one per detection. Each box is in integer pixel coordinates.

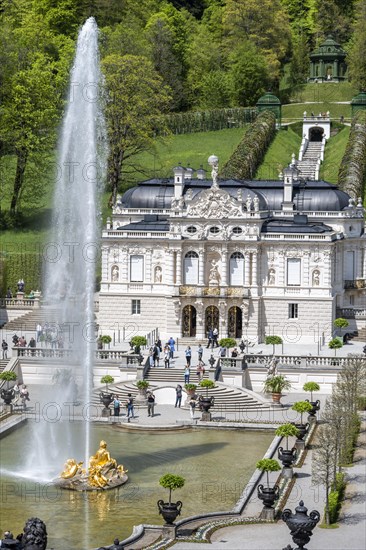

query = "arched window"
[
  {"left": 184, "top": 251, "right": 199, "bottom": 284},
  {"left": 230, "top": 252, "right": 244, "bottom": 285}
]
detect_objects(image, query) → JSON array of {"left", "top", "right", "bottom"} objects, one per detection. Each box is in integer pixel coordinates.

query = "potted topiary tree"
[
  {"left": 199, "top": 379, "right": 215, "bottom": 412},
  {"left": 265, "top": 335, "right": 283, "bottom": 355},
  {"left": 0, "top": 371, "right": 17, "bottom": 405},
  {"left": 100, "top": 375, "right": 115, "bottom": 414},
  {"left": 157, "top": 473, "right": 185, "bottom": 525},
  {"left": 291, "top": 401, "right": 312, "bottom": 440},
  {"left": 98, "top": 335, "right": 112, "bottom": 359},
  {"left": 130, "top": 336, "right": 147, "bottom": 355},
  {"left": 256, "top": 458, "right": 281, "bottom": 510},
  {"left": 303, "top": 382, "right": 321, "bottom": 417},
  {"left": 333, "top": 317, "right": 349, "bottom": 337},
  {"left": 328, "top": 337, "right": 343, "bottom": 357},
  {"left": 136, "top": 379, "right": 149, "bottom": 403},
  {"left": 276, "top": 423, "right": 299, "bottom": 467},
  {"left": 263, "top": 375, "right": 291, "bottom": 404},
  {"left": 184, "top": 383, "right": 197, "bottom": 397}
]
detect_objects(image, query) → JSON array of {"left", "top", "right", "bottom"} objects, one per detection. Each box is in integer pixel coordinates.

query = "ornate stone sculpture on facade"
[
  {"left": 154, "top": 266, "right": 162, "bottom": 283},
  {"left": 111, "top": 265, "right": 119, "bottom": 282},
  {"left": 241, "top": 301, "right": 249, "bottom": 323},
  {"left": 246, "top": 195, "right": 252, "bottom": 212},
  {"left": 209, "top": 260, "right": 221, "bottom": 286},
  {"left": 253, "top": 195, "right": 259, "bottom": 212},
  {"left": 268, "top": 268, "right": 276, "bottom": 285},
  {"left": 312, "top": 270, "right": 320, "bottom": 286},
  {"left": 187, "top": 187, "right": 243, "bottom": 219}
]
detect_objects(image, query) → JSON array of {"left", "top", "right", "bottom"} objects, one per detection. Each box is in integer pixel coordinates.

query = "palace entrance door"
[
  {"left": 205, "top": 305, "right": 219, "bottom": 337},
  {"left": 228, "top": 306, "right": 242, "bottom": 338},
  {"left": 182, "top": 305, "right": 196, "bottom": 337}
]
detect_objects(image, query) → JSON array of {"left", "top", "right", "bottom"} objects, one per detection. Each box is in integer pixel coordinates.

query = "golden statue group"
[{"left": 55, "top": 440, "right": 128, "bottom": 491}]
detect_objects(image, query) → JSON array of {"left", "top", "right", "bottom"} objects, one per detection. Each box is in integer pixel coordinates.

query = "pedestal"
[
  {"left": 16, "top": 292, "right": 25, "bottom": 300},
  {"left": 282, "top": 467, "right": 294, "bottom": 480},
  {"left": 260, "top": 507, "right": 276, "bottom": 520},
  {"left": 201, "top": 411, "right": 212, "bottom": 421},
  {"left": 162, "top": 524, "right": 176, "bottom": 539},
  {"left": 295, "top": 440, "right": 305, "bottom": 452},
  {"left": 101, "top": 408, "right": 111, "bottom": 417}
]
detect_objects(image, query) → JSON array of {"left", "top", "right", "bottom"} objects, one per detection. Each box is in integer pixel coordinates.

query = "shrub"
[
  {"left": 218, "top": 338, "right": 237, "bottom": 348},
  {"left": 130, "top": 336, "right": 147, "bottom": 347},
  {"left": 328, "top": 338, "right": 343, "bottom": 355},
  {"left": 303, "top": 381, "right": 320, "bottom": 401},
  {"left": 291, "top": 401, "right": 313, "bottom": 424},
  {"left": 265, "top": 335, "right": 283, "bottom": 354},
  {"left": 101, "top": 375, "right": 114, "bottom": 391},
  {"left": 338, "top": 110, "right": 366, "bottom": 198},
  {"left": 0, "top": 371, "right": 17, "bottom": 388},
  {"left": 100, "top": 335, "right": 112, "bottom": 346},
  {"left": 263, "top": 375, "right": 291, "bottom": 394},
  {"left": 220, "top": 110, "right": 276, "bottom": 180},
  {"left": 199, "top": 379, "right": 215, "bottom": 396},
  {"left": 256, "top": 458, "right": 281, "bottom": 487},
  {"left": 159, "top": 473, "right": 185, "bottom": 505},
  {"left": 275, "top": 423, "right": 300, "bottom": 450},
  {"left": 136, "top": 380, "right": 149, "bottom": 390},
  {"left": 184, "top": 383, "right": 197, "bottom": 391},
  {"left": 358, "top": 396, "right": 366, "bottom": 410}
]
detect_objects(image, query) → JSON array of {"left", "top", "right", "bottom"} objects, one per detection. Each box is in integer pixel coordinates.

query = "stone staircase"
[
  {"left": 2, "top": 307, "right": 62, "bottom": 332},
  {"left": 352, "top": 327, "right": 366, "bottom": 342},
  {"left": 0, "top": 360, "right": 10, "bottom": 373},
  {"left": 297, "top": 142, "right": 323, "bottom": 180},
  {"left": 90, "top": 368, "right": 270, "bottom": 412}
]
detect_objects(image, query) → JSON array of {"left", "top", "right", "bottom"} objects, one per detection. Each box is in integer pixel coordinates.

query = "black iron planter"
[
  {"left": 99, "top": 392, "right": 113, "bottom": 411},
  {"left": 282, "top": 500, "right": 320, "bottom": 550},
  {"left": 278, "top": 447, "right": 297, "bottom": 468},
  {"left": 293, "top": 423, "right": 309, "bottom": 441},
  {"left": 305, "top": 399, "right": 320, "bottom": 417},
  {"left": 0, "top": 388, "right": 15, "bottom": 406},
  {"left": 200, "top": 396, "right": 214, "bottom": 412},
  {"left": 157, "top": 500, "right": 183, "bottom": 525},
  {"left": 257, "top": 484, "right": 280, "bottom": 508}
]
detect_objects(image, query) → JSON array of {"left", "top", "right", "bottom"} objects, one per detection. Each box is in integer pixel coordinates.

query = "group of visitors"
[
  {"left": 35, "top": 323, "right": 64, "bottom": 349},
  {"left": 12, "top": 382, "right": 30, "bottom": 409},
  {"left": 148, "top": 336, "right": 176, "bottom": 368},
  {"left": 206, "top": 327, "right": 219, "bottom": 348},
  {"left": 112, "top": 390, "right": 156, "bottom": 420}
]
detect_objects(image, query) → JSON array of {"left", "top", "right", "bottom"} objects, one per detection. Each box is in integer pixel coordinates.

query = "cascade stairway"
[
  {"left": 297, "top": 142, "right": 323, "bottom": 180},
  {"left": 91, "top": 369, "right": 270, "bottom": 412},
  {"left": 352, "top": 327, "right": 366, "bottom": 342},
  {"left": 2, "top": 307, "right": 63, "bottom": 332}
]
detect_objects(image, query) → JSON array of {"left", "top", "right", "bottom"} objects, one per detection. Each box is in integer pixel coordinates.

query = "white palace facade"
[{"left": 98, "top": 156, "right": 366, "bottom": 345}]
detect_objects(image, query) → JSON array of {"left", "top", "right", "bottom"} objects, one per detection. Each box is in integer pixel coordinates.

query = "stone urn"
[
  {"left": 157, "top": 500, "right": 183, "bottom": 525},
  {"left": 99, "top": 392, "right": 113, "bottom": 416},
  {"left": 278, "top": 447, "right": 297, "bottom": 468},
  {"left": 293, "top": 423, "right": 309, "bottom": 441},
  {"left": 199, "top": 396, "right": 214, "bottom": 412},
  {"left": 305, "top": 399, "right": 320, "bottom": 417},
  {"left": 0, "top": 388, "right": 15, "bottom": 406},
  {"left": 282, "top": 500, "right": 320, "bottom": 550},
  {"left": 257, "top": 484, "right": 280, "bottom": 509}
]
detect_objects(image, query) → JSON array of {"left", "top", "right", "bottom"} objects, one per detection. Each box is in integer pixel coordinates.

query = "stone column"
[
  {"left": 145, "top": 248, "right": 152, "bottom": 283},
  {"left": 199, "top": 248, "right": 205, "bottom": 286},
  {"left": 251, "top": 251, "right": 258, "bottom": 286},
  {"left": 101, "top": 246, "right": 109, "bottom": 284},
  {"left": 244, "top": 252, "right": 250, "bottom": 285},
  {"left": 221, "top": 244, "right": 227, "bottom": 286},
  {"left": 176, "top": 249, "right": 182, "bottom": 285},
  {"left": 167, "top": 249, "right": 175, "bottom": 285}
]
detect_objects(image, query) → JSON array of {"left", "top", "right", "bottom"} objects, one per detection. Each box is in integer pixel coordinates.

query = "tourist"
[
  {"left": 163, "top": 345, "right": 170, "bottom": 368},
  {"left": 12, "top": 334, "right": 19, "bottom": 346},
  {"left": 185, "top": 346, "right": 192, "bottom": 367},
  {"left": 28, "top": 337, "right": 36, "bottom": 356},
  {"left": 197, "top": 344, "right": 203, "bottom": 362},
  {"left": 113, "top": 395, "right": 120, "bottom": 417},
  {"left": 212, "top": 328, "right": 219, "bottom": 347},
  {"left": 231, "top": 348, "right": 238, "bottom": 358},
  {"left": 184, "top": 365, "right": 190, "bottom": 384},
  {"left": 1, "top": 340, "right": 8, "bottom": 360},
  {"left": 206, "top": 328, "right": 213, "bottom": 348},
  {"left": 13, "top": 382, "right": 20, "bottom": 405},
  {"left": 218, "top": 345, "right": 227, "bottom": 358},
  {"left": 147, "top": 391, "right": 155, "bottom": 417},
  {"left": 126, "top": 393, "right": 134, "bottom": 421},
  {"left": 20, "top": 385, "right": 30, "bottom": 409},
  {"left": 153, "top": 342, "right": 160, "bottom": 367},
  {"left": 189, "top": 396, "right": 196, "bottom": 419},
  {"left": 168, "top": 336, "right": 175, "bottom": 358},
  {"left": 36, "top": 323, "right": 43, "bottom": 342},
  {"left": 156, "top": 338, "right": 162, "bottom": 352},
  {"left": 149, "top": 348, "right": 154, "bottom": 368},
  {"left": 196, "top": 361, "right": 205, "bottom": 382},
  {"left": 6, "top": 287, "right": 12, "bottom": 299},
  {"left": 175, "top": 384, "right": 182, "bottom": 408}
]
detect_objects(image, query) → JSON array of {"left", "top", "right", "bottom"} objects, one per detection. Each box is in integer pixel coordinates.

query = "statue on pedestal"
[{"left": 209, "top": 260, "right": 221, "bottom": 286}]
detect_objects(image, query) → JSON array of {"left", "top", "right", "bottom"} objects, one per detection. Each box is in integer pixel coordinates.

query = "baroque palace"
[{"left": 98, "top": 155, "right": 366, "bottom": 345}]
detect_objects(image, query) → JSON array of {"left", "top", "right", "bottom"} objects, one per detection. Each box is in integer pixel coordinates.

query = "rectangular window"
[
  {"left": 130, "top": 255, "right": 144, "bottom": 282},
  {"left": 131, "top": 300, "right": 141, "bottom": 315},
  {"left": 345, "top": 251, "right": 355, "bottom": 280},
  {"left": 287, "top": 258, "right": 301, "bottom": 286},
  {"left": 350, "top": 295, "right": 354, "bottom": 306},
  {"left": 288, "top": 303, "right": 298, "bottom": 319}
]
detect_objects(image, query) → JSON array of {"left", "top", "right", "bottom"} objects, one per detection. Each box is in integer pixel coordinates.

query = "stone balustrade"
[
  {"left": 336, "top": 307, "right": 366, "bottom": 319},
  {"left": 244, "top": 354, "right": 349, "bottom": 369},
  {"left": 0, "top": 298, "right": 39, "bottom": 308},
  {"left": 14, "top": 347, "right": 138, "bottom": 364}
]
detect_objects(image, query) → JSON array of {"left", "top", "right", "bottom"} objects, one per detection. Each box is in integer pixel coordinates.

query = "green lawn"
[
  {"left": 282, "top": 102, "right": 351, "bottom": 123},
  {"left": 255, "top": 126, "right": 302, "bottom": 179},
  {"left": 320, "top": 126, "right": 350, "bottom": 183},
  {"left": 288, "top": 82, "right": 357, "bottom": 103}
]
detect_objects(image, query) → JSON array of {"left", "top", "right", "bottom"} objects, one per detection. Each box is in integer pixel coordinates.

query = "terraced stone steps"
[{"left": 3, "top": 307, "right": 62, "bottom": 332}]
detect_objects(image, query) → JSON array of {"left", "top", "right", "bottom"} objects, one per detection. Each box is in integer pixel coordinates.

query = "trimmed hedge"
[
  {"left": 161, "top": 107, "right": 257, "bottom": 135},
  {"left": 338, "top": 110, "right": 366, "bottom": 200},
  {"left": 220, "top": 110, "right": 276, "bottom": 180},
  {"left": 0, "top": 252, "right": 42, "bottom": 296},
  {"left": 328, "top": 473, "right": 346, "bottom": 524}
]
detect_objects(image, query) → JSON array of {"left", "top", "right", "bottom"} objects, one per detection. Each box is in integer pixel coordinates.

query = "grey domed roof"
[{"left": 121, "top": 178, "right": 350, "bottom": 212}]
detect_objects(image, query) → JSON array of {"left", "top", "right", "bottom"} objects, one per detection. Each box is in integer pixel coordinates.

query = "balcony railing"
[
  {"left": 344, "top": 279, "right": 366, "bottom": 290},
  {"left": 336, "top": 307, "right": 366, "bottom": 319}
]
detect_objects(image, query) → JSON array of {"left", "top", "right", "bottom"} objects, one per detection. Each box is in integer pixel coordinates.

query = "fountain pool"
[{"left": 0, "top": 423, "right": 273, "bottom": 549}]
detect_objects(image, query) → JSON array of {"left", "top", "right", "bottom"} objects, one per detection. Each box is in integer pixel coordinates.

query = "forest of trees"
[{"left": 0, "top": 0, "right": 365, "bottom": 213}]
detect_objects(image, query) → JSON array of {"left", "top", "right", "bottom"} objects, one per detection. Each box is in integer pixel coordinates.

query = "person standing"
[
  {"left": 126, "top": 393, "right": 135, "bottom": 421},
  {"left": 147, "top": 391, "right": 155, "bottom": 417},
  {"left": 153, "top": 342, "right": 160, "bottom": 367},
  {"left": 212, "top": 327, "right": 219, "bottom": 347},
  {"left": 184, "top": 365, "right": 190, "bottom": 384},
  {"left": 175, "top": 384, "right": 182, "bottom": 408},
  {"left": 1, "top": 339, "right": 8, "bottom": 360},
  {"left": 206, "top": 328, "right": 213, "bottom": 348},
  {"left": 113, "top": 395, "right": 121, "bottom": 417},
  {"left": 36, "top": 323, "right": 43, "bottom": 343},
  {"left": 189, "top": 396, "right": 196, "bottom": 419},
  {"left": 168, "top": 337, "right": 175, "bottom": 359},
  {"left": 28, "top": 337, "right": 36, "bottom": 356},
  {"left": 13, "top": 382, "right": 20, "bottom": 405},
  {"left": 197, "top": 344, "right": 203, "bottom": 362},
  {"left": 164, "top": 345, "right": 170, "bottom": 368},
  {"left": 185, "top": 346, "right": 192, "bottom": 367}
]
